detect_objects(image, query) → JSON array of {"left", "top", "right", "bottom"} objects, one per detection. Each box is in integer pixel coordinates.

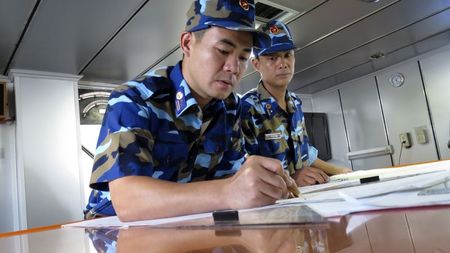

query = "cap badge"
[
  {"left": 239, "top": 0, "right": 250, "bottom": 11},
  {"left": 269, "top": 25, "right": 279, "bottom": 34}
]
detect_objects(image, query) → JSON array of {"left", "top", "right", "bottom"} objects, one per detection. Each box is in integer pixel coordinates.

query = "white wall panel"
[
  {"left": 0, "top": 123, "right": 19, "bottom": 233},
  {"left": 0, "top": 80, "right": 20, "bottom": 233},
  {"left": 12, "top": 70, "right": 83, "bottom": 229},
  {"left": 298, "top": 95, "right": 313, "bottom": 113},
  {"left": 419, "top": 48, "right": 450, "bottom": 160},
  {"left": 377, "top": 61, "right": 438, "bottom": 165},
  {"left": 312, "top": 90, "right": 351, "bottom": 168},
  {"left": 339, "top": 77, "right": 392, "bottom": 170}
]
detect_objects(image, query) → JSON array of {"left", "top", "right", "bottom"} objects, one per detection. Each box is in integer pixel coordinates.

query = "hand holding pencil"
[
  {"left": 222, "top": 155, "right": 301, "bottom": 210},
  {"left": 279, "top": 167, "right": 301, "bottom": 198}
]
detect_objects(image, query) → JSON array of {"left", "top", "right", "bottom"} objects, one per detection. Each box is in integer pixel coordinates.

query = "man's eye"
[
  {"left": 218, "top": 49, "right": 229, "bottom": 55},
  {"left": 239, "top": 56, "right": 249, "bottom": 62}
]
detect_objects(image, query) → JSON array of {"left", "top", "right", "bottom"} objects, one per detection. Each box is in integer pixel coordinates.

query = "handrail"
[{"left": 347, "top": 145, "right": 393, "bottom": 160}]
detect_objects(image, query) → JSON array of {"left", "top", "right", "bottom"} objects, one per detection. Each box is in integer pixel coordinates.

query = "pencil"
[
  {"left": 288, "top": 184, "right": 300, "bottom": 198},
  {"left": 280, "top": 170, "right": 301, "bottom": 198}
]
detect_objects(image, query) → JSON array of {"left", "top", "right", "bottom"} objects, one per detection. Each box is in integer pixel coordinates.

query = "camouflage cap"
[
  {"left": 185, "top": 0, "right": 271, "bottom": 48},
  {"left": 253, "top": 20, "right": 297, "bottom": 56}
]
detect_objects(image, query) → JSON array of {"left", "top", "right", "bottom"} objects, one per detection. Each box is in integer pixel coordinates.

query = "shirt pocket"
[
  {"left": 202, "top": 137, "right": 226, "bottom": 154},
  {"left": 152, "top": 135, "right": 189, "bottom": 168},
  {"left": 257, "top": 131, "right": 283, "bottom": 156}
]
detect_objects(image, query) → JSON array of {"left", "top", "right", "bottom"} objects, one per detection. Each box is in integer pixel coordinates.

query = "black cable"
[{"left": 398, "top": 141, "right": 405, "bottom": 166}]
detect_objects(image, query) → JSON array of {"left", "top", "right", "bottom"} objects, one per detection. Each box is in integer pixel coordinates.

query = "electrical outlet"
[
  {"left": 399, "top": 133, "right": 411, "bottom": 148},
  {"left": 414, "top": 126, "right": 428, "bottom": 144}
]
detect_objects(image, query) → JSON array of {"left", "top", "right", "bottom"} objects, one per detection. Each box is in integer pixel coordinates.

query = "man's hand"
[
  {"left": 335, "top": 167, "right": 352, "bottom": 174},
  {"left": 293, "top": 166, "right": 329, "bottom": 186},
  {"left": 222, "top": 155, "right": 296, "bottom": 209}
]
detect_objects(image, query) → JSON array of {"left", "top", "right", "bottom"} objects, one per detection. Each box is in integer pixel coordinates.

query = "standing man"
[
  {"left": 241, "top": 20, "right": 350, "bottom": 187},
  {"left": 85, "top": 0, "right": 297, "bottom": 222}
]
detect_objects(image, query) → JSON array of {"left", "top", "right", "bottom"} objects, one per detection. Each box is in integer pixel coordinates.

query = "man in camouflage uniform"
[
  {"left": 85, "top": 0, "right": 297, "bottom": 222},
  {"left": 241, "top": 20, "right": 351, "bottom": 186}
]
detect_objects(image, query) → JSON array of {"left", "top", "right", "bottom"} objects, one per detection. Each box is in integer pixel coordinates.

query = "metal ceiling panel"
[
  {"left": 0, "top": 0, "right": 36, "bottom": 74},
  {"left": 287, "top": 0, "right": 399, "bottom": 51},
  {"left": 262, "top": 0, "right": 324, "bottom": 14},
  {"left": 291, "top": 8, "right": 450, "bottom": 92},
  {"left": 81, "top": 0, "right": 192, "bottom": 83},
  {"left": 293, "top": 0, "right": 450, "bottom": 75},
  {"left": 9, "top": 0, "right": 146, "bottom": 75},
  {"left": 295, "top": 31, "right": 450, "bottom": 94}
]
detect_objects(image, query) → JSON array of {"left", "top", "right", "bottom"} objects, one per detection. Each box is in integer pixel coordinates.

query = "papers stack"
[{"left": 277, "top": 160, "right": 450, "bottom": 217}]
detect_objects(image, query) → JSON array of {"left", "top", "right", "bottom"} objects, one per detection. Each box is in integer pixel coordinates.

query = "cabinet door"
[
  {"left": 313, "top": 90, "right": 352, "bottom": 168},
  {"left": 377, "top": 61, "right": 438, "bottom": 165},
  {"left": 14, "top": 75, "right": 83, "bottom": 229},
  {"left": 340, "top": 76, "right": 392, "bottom": 170},
  {"left": 419, "top": 49, "right": 450, "bottom": 160}
]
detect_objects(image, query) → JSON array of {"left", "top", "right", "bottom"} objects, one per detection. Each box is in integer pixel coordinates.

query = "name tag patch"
[{"left": 265, "top": 131, "right": 282, "bottom": 140}]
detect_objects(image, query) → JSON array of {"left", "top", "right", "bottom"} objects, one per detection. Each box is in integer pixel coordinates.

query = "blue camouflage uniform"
[
  {"left": 85, "top": 0, "right": 270, "bottom": 218},
  {"left": 85, "top": 63, "right": 245, "bottom": 217},
  {"left": 241, "top": 82, "right": 318, "bottom": 175},
  {"left": 241, "top": 20, "right": 318, "bottom": 176}
]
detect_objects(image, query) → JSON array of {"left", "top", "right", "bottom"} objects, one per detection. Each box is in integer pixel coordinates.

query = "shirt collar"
[
  {"left": 170, "top": 61, "right": 223, "bottom": 118},
  {"left": 257, "top": 81, "right": 297, "bottom": 114},
  {"left": 169, "top": 61, "right": 199, "bottom": 117},
  {"left": 257, "top": 81, "right": 276, "bottom": 102},
  {"left": 285, "top": 91, "right": 297, "bottom": 114}
]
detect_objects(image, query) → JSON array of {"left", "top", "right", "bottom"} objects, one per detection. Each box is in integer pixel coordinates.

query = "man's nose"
[
  {"left": 277, "top": 58, "right": 288, "bottom": 69},
  {"left": 224, "top": 56, "right": 239, "bottom": 74}
]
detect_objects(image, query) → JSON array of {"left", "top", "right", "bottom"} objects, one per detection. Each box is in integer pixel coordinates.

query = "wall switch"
[
  {"left": 414, "top": 126, "right": 428, "bottom": 144},
  {"left": 399, "top": 132, "right": 412, "bottom": 148}
]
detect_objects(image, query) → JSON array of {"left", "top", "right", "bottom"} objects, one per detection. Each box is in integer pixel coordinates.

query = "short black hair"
[{"left": 192, "top": 29, "right": 207, "bottom": 41}]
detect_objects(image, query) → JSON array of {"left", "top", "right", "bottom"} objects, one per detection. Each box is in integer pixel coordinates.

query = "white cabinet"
[
  {"left": 377, "top": 61, "right": 438, "bottom": 165},
  {"left": 420, "top": 49, "right": 450, "bottom": 160},
  {"left": 10, "top": 70, "right": 83, "bottom": 229},
  {"left": 339, "top": 76, "right": 392, "bottom": 170}
]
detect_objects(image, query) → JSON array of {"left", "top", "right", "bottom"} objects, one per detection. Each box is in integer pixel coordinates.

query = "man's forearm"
[
  {"left": 311, "top": 159, "right": 342, "bottom": 175},
  {"left": 109, "top": 176, "right": 229, "bottom": 222}
]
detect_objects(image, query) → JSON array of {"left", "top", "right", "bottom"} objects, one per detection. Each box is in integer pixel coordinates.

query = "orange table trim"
[{"left": 0, "top": 224, "right": 62, "bottom": 238}]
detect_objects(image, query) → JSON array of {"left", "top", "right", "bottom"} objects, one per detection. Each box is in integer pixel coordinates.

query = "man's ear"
[
  {"left": 251, "top": 57, "right": 260, "bottom": 71},
  {"left": 180, "top": 32, "right": 193, "bottom": 58}
]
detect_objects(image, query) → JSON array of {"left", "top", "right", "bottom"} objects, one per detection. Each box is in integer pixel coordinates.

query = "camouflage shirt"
[
  {"left": 241, "top": 82, "right": 318, "bottom": 175},
  {"left": 86, "top": 61, "right": 245, "bottom": 216}
]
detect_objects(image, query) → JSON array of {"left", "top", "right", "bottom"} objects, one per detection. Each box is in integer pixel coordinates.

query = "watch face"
[{"left": 389, "top": 73, "right": 405, "bottom": 87}]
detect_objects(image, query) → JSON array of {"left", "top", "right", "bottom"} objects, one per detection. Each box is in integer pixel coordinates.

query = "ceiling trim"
[{"left": 9, "top": 69, "right": 82, "bottom": 82}]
